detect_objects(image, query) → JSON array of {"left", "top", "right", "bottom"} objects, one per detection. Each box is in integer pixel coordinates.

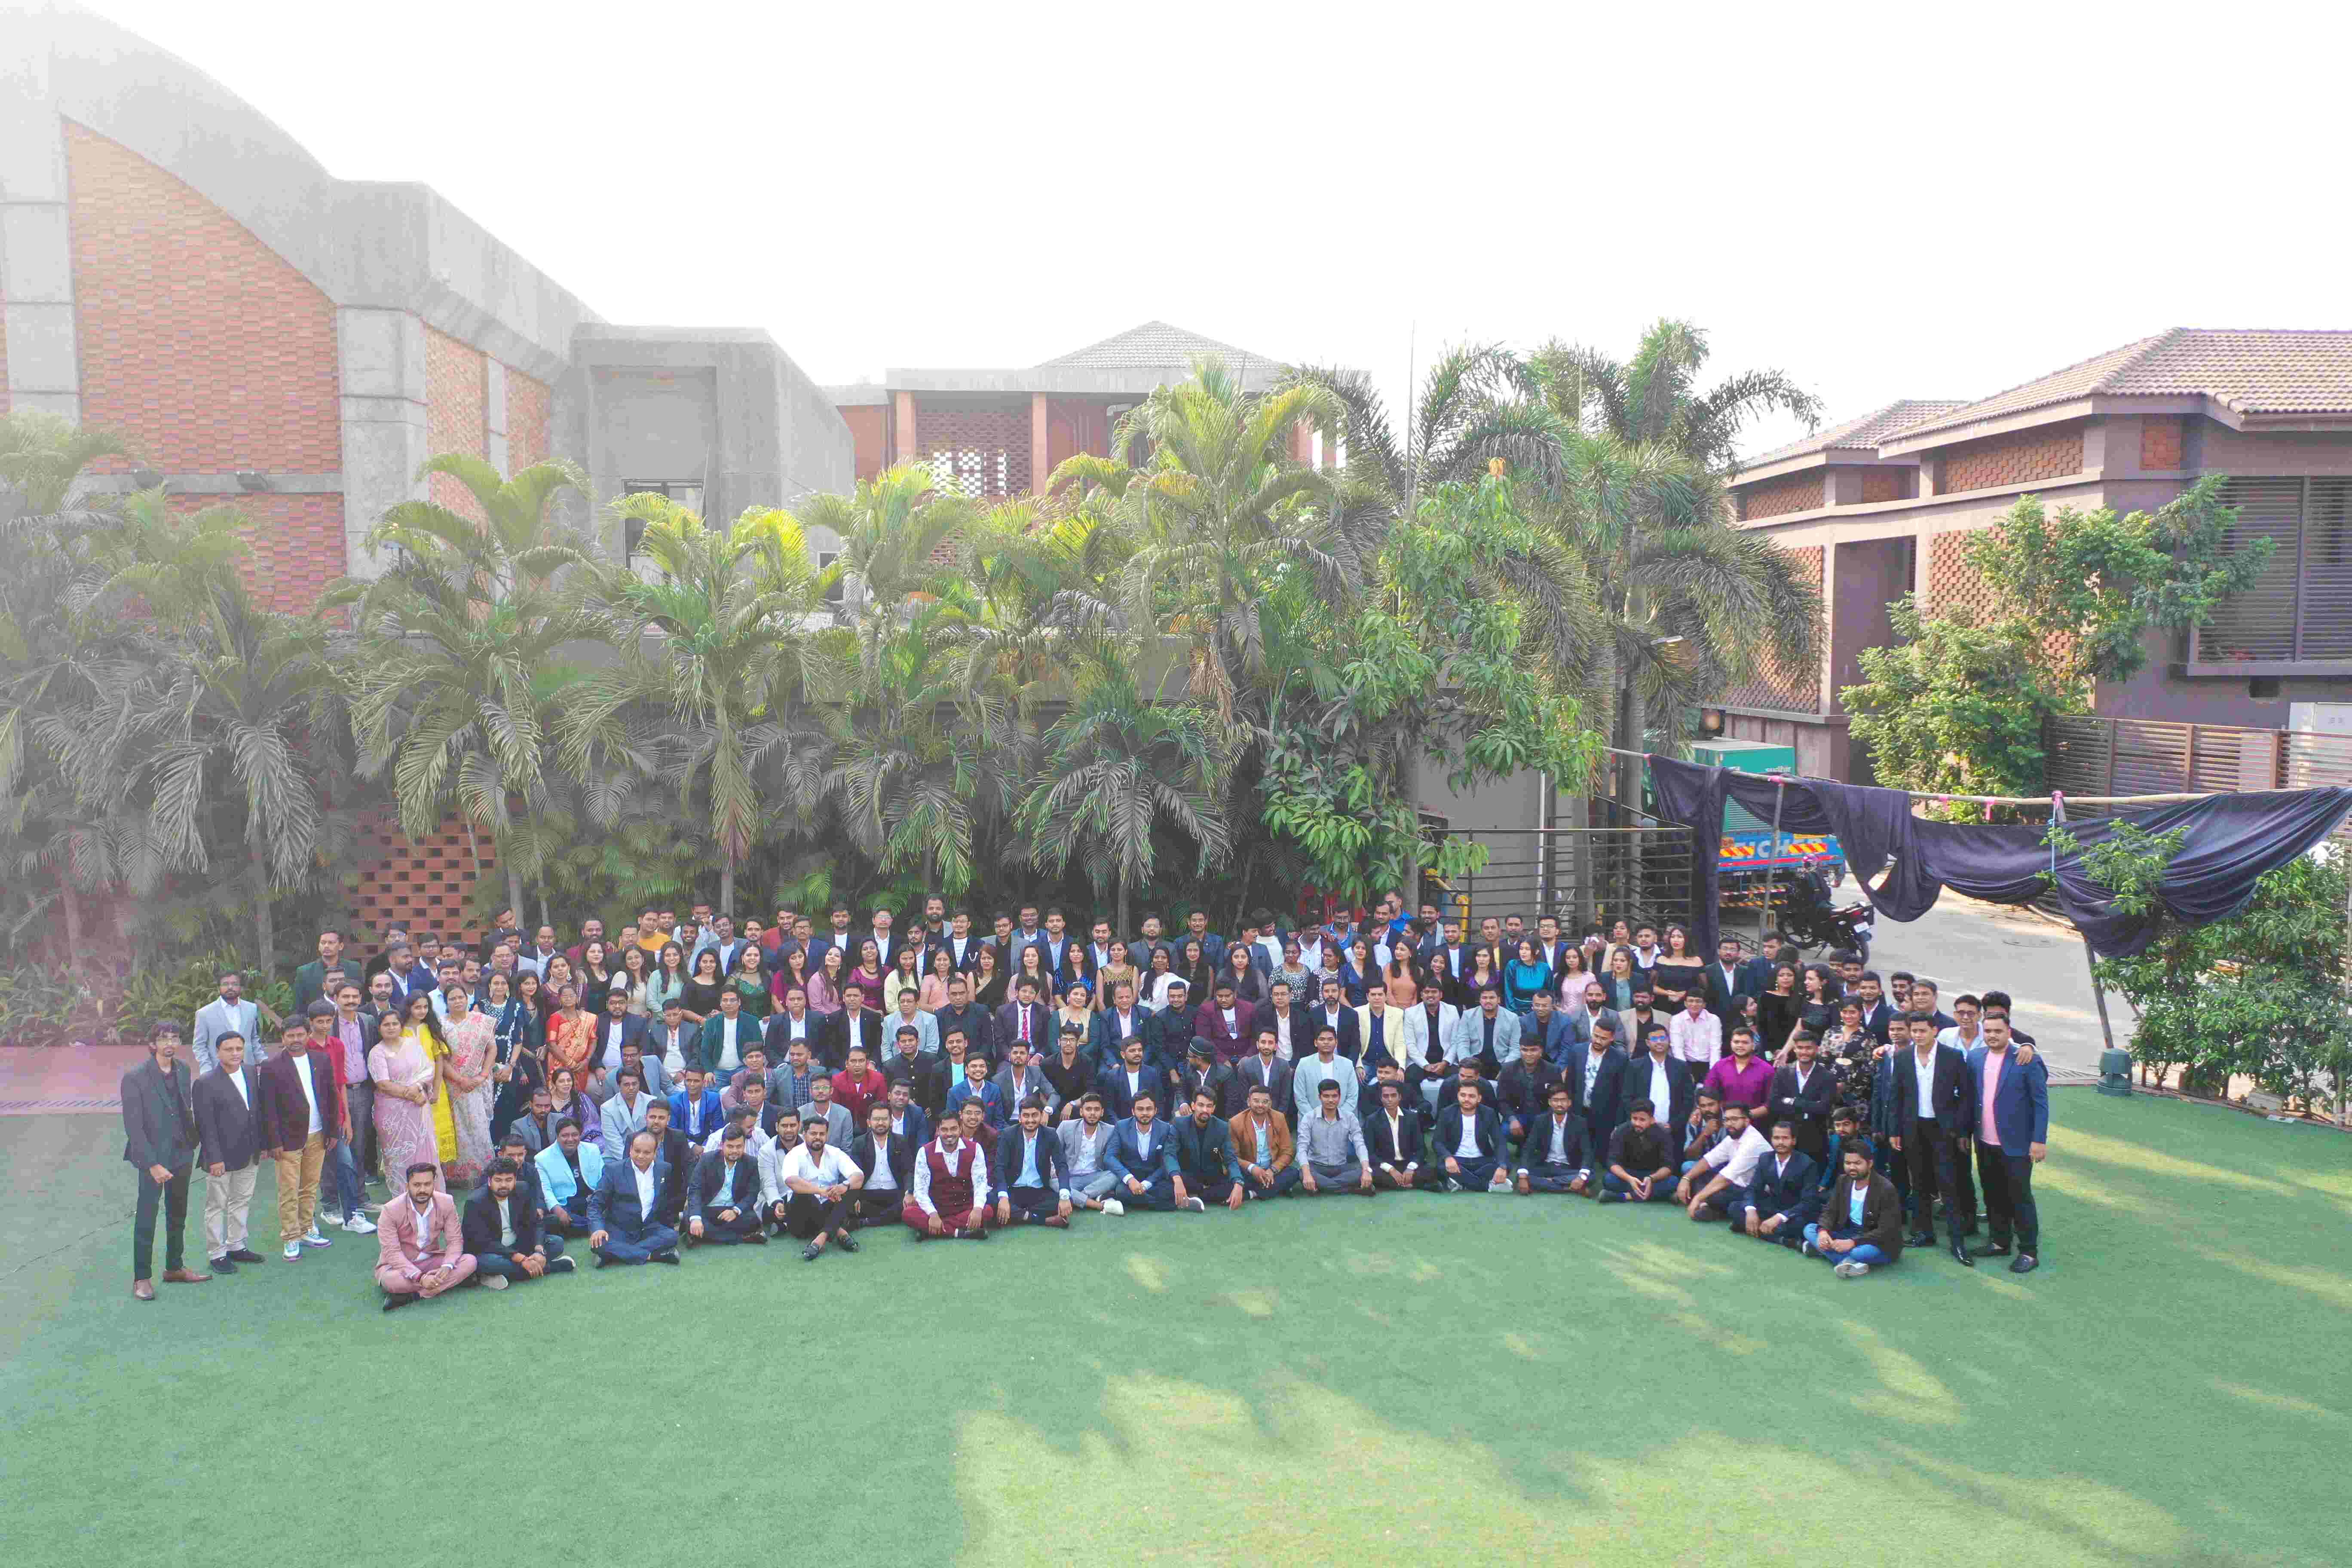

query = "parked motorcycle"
[{"left": 1775, "top": 858, "right": 1874, "bottom": 961}]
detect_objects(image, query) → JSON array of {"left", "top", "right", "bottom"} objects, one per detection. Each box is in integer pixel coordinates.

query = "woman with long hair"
[
  {"left": 646, "top": 941, "right": 691, "bottom": 1021},
  {"left": 1339, "top": 937, "right": 1375, "bottom": 1009},
  {"left": 369, "top": 1008, "right": 443, "bottom": 1193},
  {"left": 1383, "top": 937, "right": 1421, "bottom": 1011},
  {"left": 971, "top": 944, "right": 1008, "bottom": 1009},
  {"left": 1096, "top": 939, "right": 1138, "bottom": 1015},
  {"left": 616, "top": 943, "right": 652, "bottom": 1016},
  {"left": 1015, "top": 942, "right": 1054, "bottom": 1006},
  {"left": 400, "top": 992, "right": 459, "bottom": 1177},
  {"left": 440, "top": 983, "right": 496, "bottom": 1185},
  {"left": 684, "top": 948, "right": 728, "bottom": 1021},
  {"left": 1226, "top": 941, "right": 1268, "bottom": 1008},
  {"left": 1648, "top": 925, "right": 1704, "bottom": 1014},
  {"left": 1054, "top": 980, "right": 1094, "bottom": 1044},
  {"left": 544, "top": 982, "right": 595, "bottom": 1087},
  {"left": 577, "top": 939, "right": 614, "bottom": 1014},
  {"left": 485, "top": 970, "right": 542, "bottom": 1142},
  {"left": 543, "top": 1064, "right": 601, "bottom": 1146},
  {"left": 1504, "top": 938, "right": 1551, "bottom": 1018},
  {"left": 1554, "top": 947, "right": 1590, "bottom": 1017},
  {"left": 1177, "top": 938, "right": 1214, "bottom": 1007},
  {"left": 918, "top": 945, "right": 955, "bottom": 1013},
  {"left": 1757, "top": 962, "right": 1801, "bottom": 1057},
  {"left": 538, "top": 956, "right": 575, "bottom": 1023},
  {"left": 729, "top": 944, "right": 775, "bottom": 1020},
  {"left": 1601, "top": 947, "right": 1645, "bottom": 1013},
  {"left": 1142, "top": 944, "right": 1176, "bottom": 1011}
]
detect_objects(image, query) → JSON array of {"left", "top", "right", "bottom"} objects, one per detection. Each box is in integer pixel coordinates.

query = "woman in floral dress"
[{"left": 441, "top": 985, "right": 496, "bottom": 1185}]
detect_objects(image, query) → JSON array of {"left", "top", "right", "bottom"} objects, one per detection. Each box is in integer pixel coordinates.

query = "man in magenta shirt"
[{"left": 1704, "top": 1025, "right": 1773, "bottom": 1122}]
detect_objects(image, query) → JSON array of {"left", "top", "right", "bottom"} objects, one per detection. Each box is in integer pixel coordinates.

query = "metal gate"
[{"left": 1421, "top": 810, "right": 1694, "bottom": 936}]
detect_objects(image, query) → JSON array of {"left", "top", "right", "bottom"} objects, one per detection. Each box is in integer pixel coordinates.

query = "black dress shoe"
[
  {"left": 210, "top": 1256, "right": 237, "bottom": 1274},
  {"left": 227, "top": 1248, "right": 266, "bottom": 1265},
  {"left": 834, "top": 1231, "right": 859, "bottom": 1253},
  {"left": 652, "top": 1250, "right": 681, "bottom": 1265},
  {"left": 2009, "top": 1253, "right": 2038, "bottom": 1274},
  {"left": 1971, "top": 1241, "right": 2012, "bottom": 1259},
  {"left": 1906, "top": 1232, "right": 1935, "bottom": 1249},
  {"left": 382, "top": 1292, "right": 415, "bottom": 1312},
  {"left": 592, "top": 1252, "right": 610, "bottom": 1268},
  {"left": 802, "top": 1242, "right": 824, "bottom": 1262},
  {"left": 1950, "top": 1240, "right": 1975, "bottom": 1267}
]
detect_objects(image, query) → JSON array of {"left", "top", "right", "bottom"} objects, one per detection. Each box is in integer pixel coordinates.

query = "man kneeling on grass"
[
  {"left": 1803, "top": 1142, "right": 1906, "bottom": 1279},
  {"left": 462, "top": 1157, "right": 573, "bottom": 1289}
]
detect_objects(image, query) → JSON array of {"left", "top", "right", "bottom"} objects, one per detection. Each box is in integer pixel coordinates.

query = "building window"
[
  {"left": 621, "top": 481, "right": 704, "bottom": 566},
  {"left": 2190, "top": 477, "right": 2352, "bottom": 671},
  {"left": 814, "top": 548, "right": 847, "bottom": 606}
]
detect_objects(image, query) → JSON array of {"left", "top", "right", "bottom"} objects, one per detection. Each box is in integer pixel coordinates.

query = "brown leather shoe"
[
  {"left": 133, "top": 1279, "right": 156, "bottom": 1301},
  {"left": 161, "top": 1267, "right": 211, "bottom": 1284}
]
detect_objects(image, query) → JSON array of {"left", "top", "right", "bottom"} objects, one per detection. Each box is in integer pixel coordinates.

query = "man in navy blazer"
[
  {"left": 1892, "top": 1012, "right": 1976, "bottom": 1262},
  {"left": 1567, "top": 1032, "right": 1629, "bottom": 1162},
  {"left": 1737, "top": 1121, "right": 1821, "bottom": 1242},
  {"left": 1101, "top": 1093, "right": 1182, "bottom": 1213},
  {"left": 1432, "top": 1081, "right": 1513, "bottom": 1191},
  {"left": 1966, "top": 1014, "right": 2048, "bottom": 1272},
  {"left": 667, "top": 1072, "right": 726, "bottom": 1145},
  {"left": 990, "top": 1099, "right": 1073, "bottom": 1226},
  {"left": 587, "top": 1130, "right": 680, "bottom": 1265}
]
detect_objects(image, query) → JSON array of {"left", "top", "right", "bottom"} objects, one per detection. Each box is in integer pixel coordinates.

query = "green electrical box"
[{"left": 1685, "top": 740, "right": 1796, "bottom": 834}]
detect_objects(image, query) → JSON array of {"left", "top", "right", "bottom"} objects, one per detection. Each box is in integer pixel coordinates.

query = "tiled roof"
[
  {"left": 1741, "top": 398, "right": 1966, "bottom": 469},
  {"left": 1038, "top": 320, "right": 1282, "bottom": 380},
  {"left": 1896, "top": 328, "right": 2352, "bottom": 438}
]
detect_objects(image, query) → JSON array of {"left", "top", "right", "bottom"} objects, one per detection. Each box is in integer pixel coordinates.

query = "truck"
[{"left": 1654, "top": 739, "right": 1847, "bottom": 904}]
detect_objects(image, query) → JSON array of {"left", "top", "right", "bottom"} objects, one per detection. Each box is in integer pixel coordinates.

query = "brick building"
[
  {"left": 1721, "top": 330, "right": 2352, "bottom": 781},
  {"left": 1, "top": 6, "right": 852, "bottom": 940}
]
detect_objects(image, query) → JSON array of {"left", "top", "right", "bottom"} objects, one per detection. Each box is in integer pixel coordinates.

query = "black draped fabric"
[{"left": 1645, "top": 754, "right": 2352, "bottom": 959}]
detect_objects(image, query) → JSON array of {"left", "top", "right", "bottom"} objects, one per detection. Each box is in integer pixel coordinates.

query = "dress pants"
[
  {"left": 1302, "top": 1159, "right": 1368, "bottom": 1193},
  {"left": 696, "top": 1206, "right": 765, "bottom": 1243},
  {"left": 901, "top": 1198, "right": 988, "bottom": 1234},
  {"left": 1523, "top": 1161, "right": 1585, "bottom": 1194},
  {"left": 1600, "top": 1172, "right": 1673, "bottom": 1200},
  {"left": 1182, "top": 1175, "right": 1238, "bottom": 1207},
  {"left": 1975, "top": 1139, "right": 2040, "bottom": 1252},
  {"left": 343, "top": 1080, "right": 378, "bottom": 1181},
  {"left": 595, "top": 1221, "right": 679, "bottom": 1263},
  {"left": 274, "top": 1132, "right": 326, "bottom": 1240},
  {"left": 847, "top": 1186, "right": 902, "bottom": 1226},
  {"left": 1112, "top": 1175, "right": 1178, "bottom": 1211},
  {"left": 1073, "top": 1169, "right": 1120, "bottom": 1202},
  {"left": 1905, "top": 1119, "right": 1974, "bottom": 1238},
  {"left": 784, "top": 1192, "right": 845, "bottom": 1239},
  {"left": 376, "top": 1251, "right": 478, "bottom": 1295},
  {"left": 133, "top": 1162, "right": 192, "bottom": 1278},
  {"left": 203, "top": 1163, "right": 259, "bottom": 1256},
  {"left": 474, "top": 1237, "right": 567, "bottom": 1280},
  {"left": 993, "top": 1185, "right": 1055, "bottom": 1222},
  {"left": 1242, "top": 1164, "right": 1303, "bottom": 1197},
  {"left": 1444, "top": 1155, "right": 1501, "bottom": 1190}
]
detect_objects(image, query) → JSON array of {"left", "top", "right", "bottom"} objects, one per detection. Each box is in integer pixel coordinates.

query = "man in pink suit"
[{"left": 375, "top": 1161, "right": 477, "bottom": 1311}]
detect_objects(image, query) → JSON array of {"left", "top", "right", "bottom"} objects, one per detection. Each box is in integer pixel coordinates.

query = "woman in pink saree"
[
  {"left": 441, "top": 986, "right": 496, "bottom": 1185},
  {"left": 368, "top": 1009, "right": 444, "bottom": 1194}
]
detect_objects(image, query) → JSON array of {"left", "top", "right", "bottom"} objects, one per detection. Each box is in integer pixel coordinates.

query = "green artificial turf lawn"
[{"left": 3, "top": 1091, "right": 2347, "bottom": 1568}]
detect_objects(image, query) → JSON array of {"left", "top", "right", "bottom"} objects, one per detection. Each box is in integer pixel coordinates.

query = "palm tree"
[
  {"left": 1016, "top": 663, "right": 1234, "bottom": 937},
  {"left": 1052, "top": 355, "right": 1352, "bottom": 726},
  {"left": 950, "top": 495, "right": 1127, "bottom": 713},
  {"left": 559, "top": 494, "right": 836, "bottom": 917},
  {"left": 793, "top": 463, "right": 977, "bottom": 660},
  {"left": 326, "top": 456, "right": 591, "bottom": 924},
  {"left": 1531, "top": 318, "right": 1823, "bottom": 475}
]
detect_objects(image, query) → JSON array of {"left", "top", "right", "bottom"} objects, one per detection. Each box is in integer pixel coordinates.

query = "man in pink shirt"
[{"left": 1966, "top": 1013, "right": 2049, "bottom": 1274}]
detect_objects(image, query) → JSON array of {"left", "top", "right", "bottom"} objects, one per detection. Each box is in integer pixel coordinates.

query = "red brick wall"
[
  {"left": 349, "top": 812, "right": 496, "bottom": 949},
  {"left": 169, "top": 492, "right": 345, "bottom": 616},
  {"left": 2140, "top": 417, "right": 2184, "bottom": 470},
  {"left": 1740, "top": 472, "right": 1825, "bottom": 521},
  {"left": 1938, "top": 425, "right": 2084, "bottom": 493},
  {"left": 1859, "top": 469, "right": 1909, "bottom": 504},
  {"left": 838, "top": 405, "right": 890, "bottom": 481},
  {"left": 505, "top": 364, "right": 551, "bottom": 472},
  {"left": 1719, "top": 543, "right": 1824, "bottom": 711},
  {"left": 919, "top": 404, "right": 1031, "bottom": 498},
  {"left": 426, "top": 326, "right": 487, "bottom": 516},
  {"left": 64, "top": 121, "right": 339, "bottom": 475}
]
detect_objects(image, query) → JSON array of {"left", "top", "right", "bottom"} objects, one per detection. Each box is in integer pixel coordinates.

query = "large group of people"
[{"left": 121, "top": 891, "right": 2053, "bottom": 1305}]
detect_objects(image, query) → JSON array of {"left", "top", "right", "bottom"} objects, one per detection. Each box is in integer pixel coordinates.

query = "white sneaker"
[
  {"left": 342, "top": 1213, "right": 377, "bottom": 1234},
  {"left": 1184, "top": 1197, "right": 1206, "bottom": 1212},
  {"left": 1101, "top": 1199, "right": 1125, "bottom": 1216},
  {"left": 301, "top": 1230, "right": 331, "bottom": 1249},
  {"left": 1833, "top": 1259, "right": 1871, "bottom": 1279},
  {"left": 318, "top": 1211, "right": 343, "bottom": 1229},
  {"left": 1445, "top": 1178, "right": 1464, "bottom": 1192},
  {"left": 282, "top": 1241, "right": 302, "bottom": 1261},
  {"left": 481, "top": 1274, "right": 509, "bottom": 1290}
]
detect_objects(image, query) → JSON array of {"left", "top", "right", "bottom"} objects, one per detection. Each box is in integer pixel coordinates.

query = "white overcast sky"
[{"left": 78, "top": 0, "right": 2352, "bottom": 460}]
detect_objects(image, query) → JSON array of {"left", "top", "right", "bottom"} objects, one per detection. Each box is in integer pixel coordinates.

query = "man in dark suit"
[
  {"left": 934, "top": 972, "right": 996, "bottom": 1065},
  {"left": 463, "top": 1158, "right": 574, "bottom": 1286},
  {"left": 883, "top": 1028, "right": 949, "bottom": 1117},
  {"left": 992, "top": 1097, "right": 1076, "bottom": 1225},
  {"left": 1195, "top": 980, "right": 1256, "bottom": 1067},
  {"left": 686, "top": 1127, "right": 767, "bottom": 1245},
  {"left": 1513, "top": 1084, "right": 1589, "bottom": 1194},
  {"left": 1175, "top": 1040, "right": 1237, "bottom": 1125},
  {"left": 1568, "top": 1025, "right": 1629, "bottom": 1166},
  {"left": 1891, "top": 1011, "right": 1976, "bottom": 1263},
  {"left": 1496, "top": 1037, "right": 1564, "bottom": 1145},
  {"left": 1740, "top": 932, "right": 1791, "bottom": 998},
  {"left": 587, "top": 1130, "right": 680, "bottom": 1265},
  {"left": 1139, "top": 981, "right": 1198, "bottom": 1091},
  {"left": 1703, "top": 935, "right": 1752, "bottom": 1026},
  {"left": 1305, "top": 979, "right": 1360, "bottom": 1064},
  {"left": 848, "top": 1103, "right": 915, "bottom": 1228},
  {"left": 1966, "top": 1014, "right": 2049, "bottom": 1274},
  {"left": 1362, "top": 1080, "right": 1427, "bottom": 1189},
  {"left": 123, "top": 1023, "right": 208, "bottom": 1299},
  {"left": 1738, "top": 1121, "right": 1821, "bottom": 1243},
  {"left": 819, "top": 986, "right": 886, "bottom": 1073},
  {"left": 1433, "top": 1080, "right": 1512, "bottom": 1192},
  {"left": 587, "top": 986, "right": 648, "bottom": 1087},
  {"left": 1087, "top": 978, "right": 1148, "bottom": 1072},
  {"left": 1853, "top": 974, "right": 1898, "bottom": 1048},
  {"left": 994, "top": 977, "right": 1052, "bottom": 1062},
  {"left": 193, "top": 1030, "right": 269, "bottom": 1274},
  {"left": 1168, "top": 1088, "right": 1244, "bottom": 1210},
  {"left": 1767, "top": 1033, "right": 1838, "bottom": 1161},
  {"left": 1099, "top": 1038, "right": 1159, "bottom": 1122}
]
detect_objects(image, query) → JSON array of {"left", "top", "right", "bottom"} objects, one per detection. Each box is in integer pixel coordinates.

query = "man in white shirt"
[
  {"left": 1666, "top": 990, "right": 1721, "bottom": 1070},
  {"left": 779, "top": 1116, "right": 864, "bottom": 1260},
  {"left": 1674, "top": 1101, "right": 1769, "bottom": 1222},
  {"left": 193, "top": 971, "right": 261, "bottom": 1076},
  {"left": 192, "top": 1031, "right": 267, "bottom": 1272}
]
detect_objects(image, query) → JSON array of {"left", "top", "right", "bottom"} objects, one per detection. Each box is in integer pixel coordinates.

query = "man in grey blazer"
[
  {"left": 123, "top": 1023, "right": 209, "bottom": 1298},
  {"left": 1449, "top": 986, "right": 1523, "bottom": 1073},
  {"left": 192, "top": 972, "right": 262, "bottom": 1076}
]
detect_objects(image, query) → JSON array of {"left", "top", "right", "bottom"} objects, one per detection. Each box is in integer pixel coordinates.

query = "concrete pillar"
[
  {"left": 337, "top": 307, "right": 430, "bottom": 577},
  {"left": 0, "top": 94, "right": 80, "bottom": 421},
  {"left": 892, "top": 391, "right": 919, "bottom": 466},
  {"left": 1289, "top": 422, "right": 1312, "bottom": 465},
  {"left": 1031, "top": 391, "right": 1049, "bottom": 496}
]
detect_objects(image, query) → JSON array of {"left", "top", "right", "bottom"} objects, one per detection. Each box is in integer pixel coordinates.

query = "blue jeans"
[
  {"left": 475, "top": 1236, "right": 567, "bottom": 1280},
  {"left": 326, "top": 1139, "right": 367, "bottom": 1221},
  {"left": 1801, "top": 1223, "right": 1888, "bottom": 1267}
]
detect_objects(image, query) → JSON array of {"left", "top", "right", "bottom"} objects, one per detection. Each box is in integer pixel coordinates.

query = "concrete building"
[
  {"left": 1720, "top": 329, "right": 2352, "bottom": 781},
  {"left": 0, "top": 3, "right": 852, "bottom": 939},
  {"left": 827, "top": 320, "right": 1326, "bottom": 495}
]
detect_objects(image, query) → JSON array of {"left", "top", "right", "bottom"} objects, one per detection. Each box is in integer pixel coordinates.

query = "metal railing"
[
  {"left": 2046, "top": 715, "right": 2352, "bottom": 818},
  {"left": 1421, "top": 817, "right": 1694, "bottom": 934}
]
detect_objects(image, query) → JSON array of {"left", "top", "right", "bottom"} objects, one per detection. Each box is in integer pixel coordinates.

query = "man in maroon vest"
[{"left": 903, "top": 1117, "right": 992, "bottom": 1241}]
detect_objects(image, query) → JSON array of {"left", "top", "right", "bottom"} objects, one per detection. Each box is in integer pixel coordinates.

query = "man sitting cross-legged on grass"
[
  {"left": 779, "top": 1112, "right": 864, "bottom": 1261},
  {"left": 992, "top": 1096, "right": 1075, "bottom": 1228},
  {"left": 1230, "top": 1085, "right": 1302, "bottom": 1199},
  {"left": 376, "top": 1161, "right": 477, "bottom": 1311},
  {"left": 461, "top": 1157, "right": 573, "bottom": 1289},
  {"left": 904, "top": 1110, "right": 990, "bottom": 1240},
  {"left": 1803, "top": 1139, "right": 1906, "bottom": 1278},
  {"left": 588, "top": 1130, "right": 680, "bottom": 1266},
  {"left": 1674, "top": 1099, "right": 1769, "bottom": 1222},
  {"left": 686, "top": 1124, "right": 767, "bottom": 1247},
  {"left": 1297, "top": 1078, "right": 1375, "bottom": 1196},
  {"left": 1433, "top": 1079, "right": 1513, "bottom": 1193},
  {"left": 1170, "top": 1088, "right": 1245, "bottom": 1211},
  {"left": 1739, "top": 1119, "right": 1821, "bottom": 1245},
  {"left": 1058, "top": 1092, "right": 1121, "bottom": 1210},
  {"left": 1514, "top": 1083, "right": 1589, "bottom": 1195},
  {"left": 1102, "top": 1090, "right": 1183, "bottom": 1214},
  {"left": 1599, "top": 1100, "right": 1677, "bottom": 1203}
]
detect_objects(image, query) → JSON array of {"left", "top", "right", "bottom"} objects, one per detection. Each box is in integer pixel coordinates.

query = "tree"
[
  {"left": 327, "top": 456, "right": 591, "bottom": 924},
  {"left": 560, "top": 494, "right": 836, "bottom": 917},
  {"left": 794, "top": 463, "right": 977, "bottom": 667},
  {"left": 1531, "top": 318, "right": 1823, "bottom": 475},
  {"left": 1841, "top": 597, "right": 2073, "bottom": 815},
  {"left": 1017, "top": 663, "right": 1233, "bottom": 936}
]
